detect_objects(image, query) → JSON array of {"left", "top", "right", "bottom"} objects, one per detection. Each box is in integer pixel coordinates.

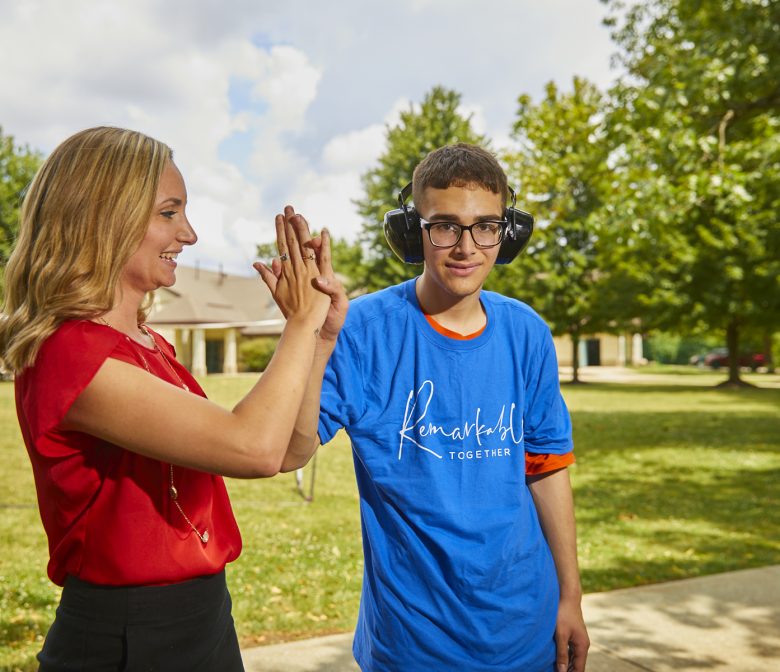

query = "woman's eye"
[{"left": 161, "top": 210, "right": 177, "bottom": 219}]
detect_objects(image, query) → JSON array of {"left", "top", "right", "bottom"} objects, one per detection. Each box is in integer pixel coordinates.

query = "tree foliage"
[
  {"left": 1, "top": 127, "right": 41, "bottom": 292},
  {"left": 600, "top": 0, "right": 780, "bottom": 384},
  {"left": 500, "top": 78, "right": 613, "bottom": 381},
  {"left": 351, "top": 86, "right": 485, "bottom": 292}
]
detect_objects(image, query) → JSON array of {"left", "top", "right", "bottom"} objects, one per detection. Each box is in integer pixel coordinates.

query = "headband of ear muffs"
[{"left": 383, "top": 182, "right": 534, "bottom": 264}]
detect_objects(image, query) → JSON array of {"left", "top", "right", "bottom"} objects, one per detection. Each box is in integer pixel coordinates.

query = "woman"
[{"left": 0, "top": 126, "right": 347, "bottom": 671}]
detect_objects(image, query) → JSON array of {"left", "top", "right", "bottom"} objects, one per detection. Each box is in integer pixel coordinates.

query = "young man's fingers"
[
  {"left": 569, "top": 634, "right": 588, "bottom": 672},
  {"left": 555, "top": 632, "right": 570, "bottom": 672},
  {"left": 312, "top": 276, "right": 335, "bottom": 295},
  {"left": 317, "top": 227, "right": 333, "bottom": 274}
]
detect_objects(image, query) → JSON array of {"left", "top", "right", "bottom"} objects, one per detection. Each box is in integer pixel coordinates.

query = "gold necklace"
[{"left": 95, "top": 317, "right": 208, "bottom": 544}]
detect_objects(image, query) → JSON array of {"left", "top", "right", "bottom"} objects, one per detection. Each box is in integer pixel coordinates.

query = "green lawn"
[{"left": 1, "top": 374, "right": 779, "bottom": 670}]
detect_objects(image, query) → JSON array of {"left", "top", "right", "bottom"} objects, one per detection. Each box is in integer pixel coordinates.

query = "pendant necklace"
[{"left": 96, "top": 317, "right": 209, "bottom": 544}]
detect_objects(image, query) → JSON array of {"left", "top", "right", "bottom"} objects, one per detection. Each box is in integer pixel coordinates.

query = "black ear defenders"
[{"left": 383, "top": 182, "right": 534, "bottom": 264}]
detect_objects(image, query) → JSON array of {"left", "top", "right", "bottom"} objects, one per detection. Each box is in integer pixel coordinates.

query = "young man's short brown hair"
[{"left": 412, "top": 143, "right": 508, "bottom": 209}]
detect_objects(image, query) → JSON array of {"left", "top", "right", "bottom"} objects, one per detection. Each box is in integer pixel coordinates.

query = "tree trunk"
[
  {"left": 716, "top": 319, "right": 755, "bottom": 389},
  {"left": 571, "top": 333, "right": 580, "bottom": 384},
  {"left": 727, "top": 319, "right": 741, "bottom": 385}
]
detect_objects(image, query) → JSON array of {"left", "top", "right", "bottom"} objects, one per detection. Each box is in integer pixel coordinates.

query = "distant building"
[
  {"left": 552, "top": 333, "right": 644, "bottom": 367},
  {"left": 147, "top": 265, "right": 283, "bottom": 375}
]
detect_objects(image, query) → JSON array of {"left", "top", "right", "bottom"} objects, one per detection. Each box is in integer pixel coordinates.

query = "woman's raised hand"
[{"left": 254, "top": 206, "right": 330, "bottom": 331}]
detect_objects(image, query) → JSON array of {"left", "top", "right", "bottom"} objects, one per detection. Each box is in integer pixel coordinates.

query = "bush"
[
  {"left": 644, "top": 332, "right": 719, "bottom": 364},
  {"left": 239, "top": 336, "right": 279, "bottom": 372}
]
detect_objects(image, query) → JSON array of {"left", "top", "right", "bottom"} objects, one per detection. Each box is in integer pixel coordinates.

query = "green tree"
[
  {"left": 601, "top": 0, "right": 780, "bottom": 386},
  {"left": 329, "top": 235, "right": 365, "bottom": 291},
  {"left": 501, "top": 78, "right": 613, "bottom": 383},
  {"left": 353, "top": 86, "right": 485, "bottom": 292},
  {"left": 1, "top": 127, "right": 41, "bottom": 294},
  {"left": 255, "top": 241, "right": 277, "bottom": 262}
]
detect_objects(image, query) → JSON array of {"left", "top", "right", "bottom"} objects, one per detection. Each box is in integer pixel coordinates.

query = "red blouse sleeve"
[{"left": 16, "top": 321, "right": 124, "bottom": 446}]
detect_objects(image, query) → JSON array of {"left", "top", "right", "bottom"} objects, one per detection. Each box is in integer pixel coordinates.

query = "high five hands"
[{"left": 254, "top": 206, "right": 348, "bottom": 343}]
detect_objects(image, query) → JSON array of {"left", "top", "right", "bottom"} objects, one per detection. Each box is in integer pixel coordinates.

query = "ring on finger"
[
  {"left": 279, "top": 252, "right": 289, "bottom": 262},
  {"left": 304, "top": 253, "right": 316, "bottom": 261}
]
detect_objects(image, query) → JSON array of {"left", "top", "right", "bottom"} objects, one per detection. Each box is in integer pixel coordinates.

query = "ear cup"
[
  {"left": 383, "top": 203, "right": 424, "bottom": 264},
  {"left": 495, "top": 208, "right": 534, "bottom": 264}
]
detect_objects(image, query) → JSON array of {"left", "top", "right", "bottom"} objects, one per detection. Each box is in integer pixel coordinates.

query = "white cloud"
[
  {"left": 294, "top": 171, "right": 365, "bottom": 241},
  {"left": 251, "top": 46, "right": 322, "bottom": 128},
  {"left": 278, "top": 96, "right": 416, "bottom": 242},
  {"left": 321, "top": 126, "right": 386, "bottom": 172},
  {"left": 458, "top": 103, "right": 488, "bottom": 137}
]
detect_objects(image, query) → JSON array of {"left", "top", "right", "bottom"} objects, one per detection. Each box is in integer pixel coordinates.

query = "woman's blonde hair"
[{"left": 0, "top": 126, "right": 172, "bottom": 372}]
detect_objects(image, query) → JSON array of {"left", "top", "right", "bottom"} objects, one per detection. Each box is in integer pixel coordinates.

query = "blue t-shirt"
[{"left": 319, "top": 279, "right": 573, "bottom": 672}]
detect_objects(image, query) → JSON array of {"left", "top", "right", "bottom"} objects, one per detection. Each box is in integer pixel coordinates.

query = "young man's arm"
[{"left": 527, "top": 467, "right": 589, "bottom": 672}]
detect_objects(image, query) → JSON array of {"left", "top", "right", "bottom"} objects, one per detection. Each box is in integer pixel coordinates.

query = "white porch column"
[
  {"left": 578, "top": 339, "right": 588, "bottom": 367},
  {"left": 223, "top": 329, "right": 237, "bottom": 374},
  {"left": 631, "top": 333, "right": 644, "bottom": 365},
  {"left": 178, "top": 329, "right": 191, "bottom": 370},
  {"left": 192, "top": 328, "right": 207, "bottom": 376},
  {"left": 618, "top": 334, "right": 627, "bottom": 367}
]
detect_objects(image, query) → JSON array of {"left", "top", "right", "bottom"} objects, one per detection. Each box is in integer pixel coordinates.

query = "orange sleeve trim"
[
  {"left": 424, "top": 313, "right": 486, "bottom": 340},
  {"left": 525, "top": 451, "right": 575, "bottom": 476}
]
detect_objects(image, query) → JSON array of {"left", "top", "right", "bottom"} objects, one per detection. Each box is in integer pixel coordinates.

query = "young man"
[{"left": 292, "top": 143, "right": 589, "bottom": 672}]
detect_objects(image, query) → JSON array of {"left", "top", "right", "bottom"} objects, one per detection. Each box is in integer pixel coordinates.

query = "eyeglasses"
[{"left": 420, "top": 219, "right": 506, "bottom": 248}]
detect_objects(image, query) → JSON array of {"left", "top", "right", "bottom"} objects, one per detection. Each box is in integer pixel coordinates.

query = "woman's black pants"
[{"left": 37, "top": 570, "right": 244, "bottom": 671}]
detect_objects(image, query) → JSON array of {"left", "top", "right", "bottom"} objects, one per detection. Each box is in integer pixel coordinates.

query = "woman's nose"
[{"left": 178, "top": 216, "right": 197, "bottom": 245}]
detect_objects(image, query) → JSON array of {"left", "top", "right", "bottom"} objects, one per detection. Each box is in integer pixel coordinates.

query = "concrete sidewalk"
[
  {"left": 241, "top": 565, "right": 780, "bottom": 671},
  {"left": 558, "top": 365, "right": 780, "bottom": 387}
]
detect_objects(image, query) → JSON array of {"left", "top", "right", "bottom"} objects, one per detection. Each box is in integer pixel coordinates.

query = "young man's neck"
[{"left": 415, "top": 275, "right": 486, "bottom": 335}]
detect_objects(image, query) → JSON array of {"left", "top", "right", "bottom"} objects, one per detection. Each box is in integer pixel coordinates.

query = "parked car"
[
  {"left": 702, "top": 348, "right": 766, "bottom": 371},
  {"left": 688, "top": 353, "right": 706, "bottom": 366}
]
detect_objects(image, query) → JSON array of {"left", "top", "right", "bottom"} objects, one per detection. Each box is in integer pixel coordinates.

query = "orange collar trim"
[{"left": 424, "top": 313, "right": 487, "bottom": 340}]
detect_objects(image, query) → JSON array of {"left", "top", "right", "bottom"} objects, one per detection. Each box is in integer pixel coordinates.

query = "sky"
[{"left": 0, "top": 0, "right": 619, "bottom": 275}]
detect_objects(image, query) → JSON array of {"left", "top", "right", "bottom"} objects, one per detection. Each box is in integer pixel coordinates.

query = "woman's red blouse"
[{"left": 15, "top": 320, "right": 242, "bottom": 587}]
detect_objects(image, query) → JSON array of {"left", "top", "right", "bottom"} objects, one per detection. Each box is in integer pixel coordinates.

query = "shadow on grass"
[
  {"left": 569, "top": 386, "right": 780, "bottom": 591},
  {"left": 571, "top": 405, "right": 779, "bottom": 453},
  {"left": 574, "top": 403, "right": 779, "bottom": 591}
]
